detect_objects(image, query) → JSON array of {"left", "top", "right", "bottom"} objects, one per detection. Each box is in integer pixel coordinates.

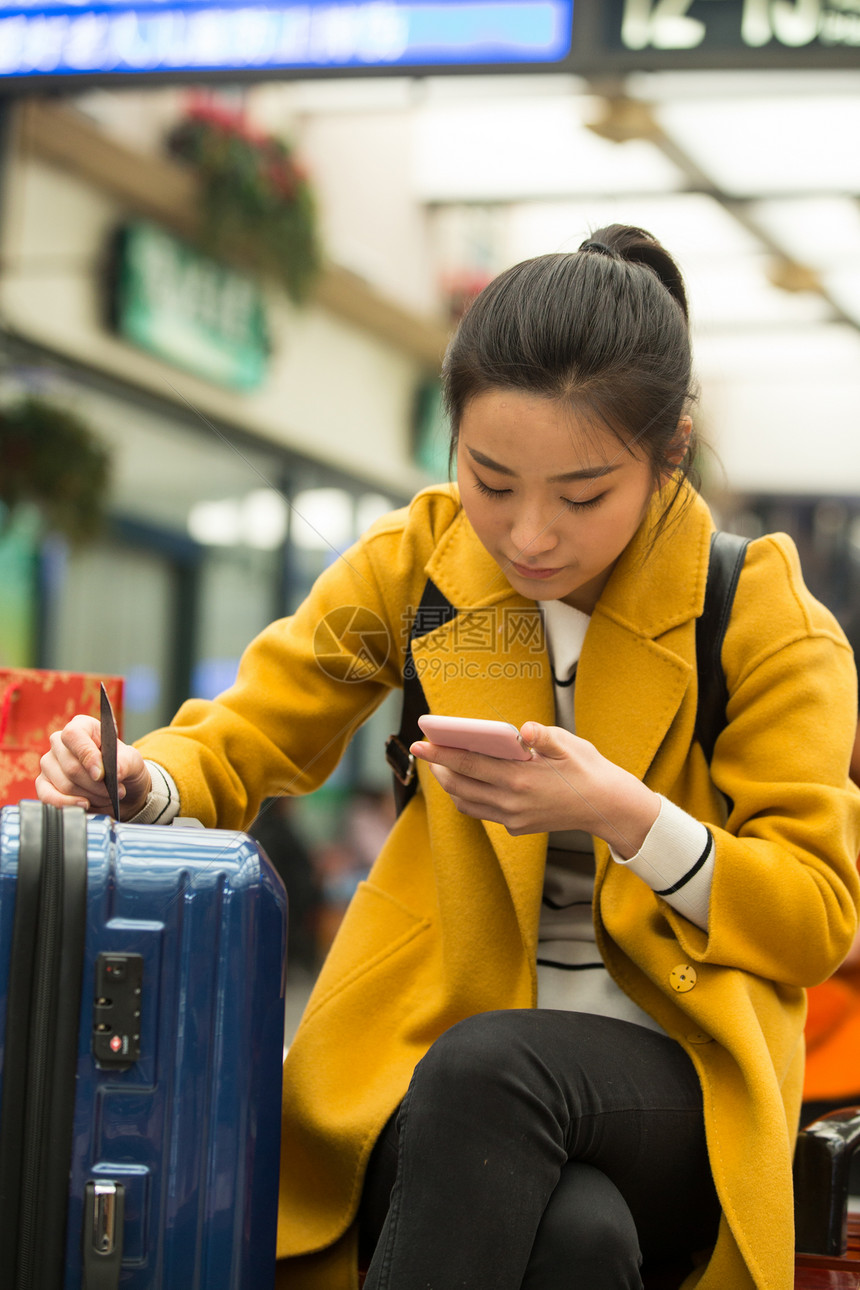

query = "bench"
[{"left": 794, "top": 1106, "right": 860, "bottom": 1288}]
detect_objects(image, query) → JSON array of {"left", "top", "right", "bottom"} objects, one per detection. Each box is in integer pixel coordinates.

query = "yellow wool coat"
[{"left": 136, "top": 482, "right": 860, "bottom": 1290}]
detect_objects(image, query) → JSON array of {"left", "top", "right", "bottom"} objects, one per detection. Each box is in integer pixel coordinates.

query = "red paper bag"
[{"left": 0, "top": 668, "right": 124, "bottom": 807}]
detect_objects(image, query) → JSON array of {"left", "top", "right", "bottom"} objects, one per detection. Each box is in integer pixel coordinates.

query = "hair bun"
[{"left": 584, "top": 223, "right": 689, "bottom": 320}]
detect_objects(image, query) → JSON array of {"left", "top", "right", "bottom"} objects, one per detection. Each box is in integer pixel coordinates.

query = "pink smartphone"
[{"left": 417, "top": 714, "right": 533, "bottom": 761}]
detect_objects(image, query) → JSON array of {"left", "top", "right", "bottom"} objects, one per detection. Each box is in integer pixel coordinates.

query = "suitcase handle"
[{"left": 83, "top": 1180, "right": 125, "bottom": 1290}]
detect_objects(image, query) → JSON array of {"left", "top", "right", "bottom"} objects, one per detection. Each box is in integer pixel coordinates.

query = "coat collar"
[
  {"left": 423, "top": 496, "right": 516, "bottom": 611},
  {"left": 409, "top": 481, "right": 716, "bottom": 937},
  {"left": 419, "top": 479, "right": 715, "bottom": 631},
  {"left": 596, "top": 482, "right": 714, "bottom": 639}
]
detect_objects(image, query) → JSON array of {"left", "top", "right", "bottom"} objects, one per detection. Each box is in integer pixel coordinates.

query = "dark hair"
[{"left": 443, "top": 224, "right": 699, "bottom": 520}]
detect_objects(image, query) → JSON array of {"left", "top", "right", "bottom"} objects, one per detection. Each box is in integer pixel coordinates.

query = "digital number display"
[{"left": 613, "top": 0, "right": 860, "bottom": 54}]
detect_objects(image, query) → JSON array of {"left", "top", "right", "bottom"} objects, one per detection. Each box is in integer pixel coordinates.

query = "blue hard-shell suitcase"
[{"left": 0, "top": 800, "right": 288, "bottom": 1290}]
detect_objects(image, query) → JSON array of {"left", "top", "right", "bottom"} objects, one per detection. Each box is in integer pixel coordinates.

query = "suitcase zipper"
[
  {"left": 15, "top": 803, "right": 64, "bottom": 1290},
  {"left": 0, "top": 804, "right": 89, "bottom": 1289}
]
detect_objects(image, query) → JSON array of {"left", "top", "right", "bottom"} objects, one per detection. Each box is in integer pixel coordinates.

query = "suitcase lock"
[{"left": 92, "top": 953, "right": 143, "bottom": 1070}]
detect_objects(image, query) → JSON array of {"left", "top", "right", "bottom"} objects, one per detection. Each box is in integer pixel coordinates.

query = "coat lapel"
[
  {"left": 575, "top": 623, "right": 691, "bottom": 781},
  {"left": 577, "top": 490, "right": 714, "bottom": 783},
  {"left": 411, "top": 506, "right": 554, "bottom": 942},
  {"left": 415, "top": 501, "right": 555, "bottom": 734}
]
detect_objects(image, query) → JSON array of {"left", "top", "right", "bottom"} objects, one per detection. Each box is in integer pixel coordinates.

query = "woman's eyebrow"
[{"left": 467, "top": 446, "right": 620, "bottom": 483}]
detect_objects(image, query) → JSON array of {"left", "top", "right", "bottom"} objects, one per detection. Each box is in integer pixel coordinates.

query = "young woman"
[{"left": 37, "top": 226, "right": 860, "bottom": 1290}]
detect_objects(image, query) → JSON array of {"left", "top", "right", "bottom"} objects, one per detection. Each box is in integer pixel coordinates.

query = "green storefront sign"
[{"left": 111, "top": 221, "right": 269, "bottom": 391}]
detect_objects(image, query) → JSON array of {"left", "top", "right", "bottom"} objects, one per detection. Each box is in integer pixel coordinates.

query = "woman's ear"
[{"left": 664, "top": 416, "right": 692, "bottom": 471}]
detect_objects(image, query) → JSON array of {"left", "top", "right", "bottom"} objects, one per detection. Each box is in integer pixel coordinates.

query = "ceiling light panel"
[
  {"left": 413, "top": 97, "right": 683, "bottom": 202},
  {"left": 630, "top": 69, "right": 860, "bottom": 102},
  {"left": 494, "top": 196, "right": 813, "bottom": 335},
  {"left": 655, "top": 96, "right": 860, "bottom": 196},
  {"left": 500, "top": 192, "right": 760, "bottom": 263},
  {"left": 687, "top": 257, "right": 832, "bottom": 331},
  {"left": 704, "top": 376, "right": 860, "bottom": 496},
  {"left": 752, "top": 197, "right": 860, "bottom": 270},
  {"left": 695, "top": 324, "right": 860, "bottom": 379}
]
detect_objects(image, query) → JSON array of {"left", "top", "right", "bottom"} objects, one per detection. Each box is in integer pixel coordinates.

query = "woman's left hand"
[{"left": 410, "top": 721, "right": 660, "bottom": 856}]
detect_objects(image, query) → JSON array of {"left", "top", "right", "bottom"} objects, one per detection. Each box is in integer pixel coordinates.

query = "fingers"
[
  {"left": 38, "top": 714, "right": 117, "bottom": 812},
  {"left": 422, "top": 761, "right": 506, "bottom": 825},
  {"left": 113, "top": 747, "right": 151, "bottom": 818},
  {"left": 411, "top": 739, "right": 535, "bottom": 779},
  {"left": 53, "top": 713, "right": 105, "bottom": 778},
  {"left": 33, "top": 770, "right": 94, "bottom": 811},
  {"left": 411, "top": 723, "right": 599, "bottom": 835},
  {"left": 518, "top": 722, "right": 569, "bottom": 760},
  {"left": 410, "top": 732, "right": 553, "bottom": 805},
  {"left": 410, "top": 739, "right": 538, "bottom": 830}
]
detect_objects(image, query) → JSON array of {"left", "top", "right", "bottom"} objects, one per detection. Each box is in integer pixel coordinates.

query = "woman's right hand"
[{"left": 36, "top": 714, "right": 152, "bottom": 818}]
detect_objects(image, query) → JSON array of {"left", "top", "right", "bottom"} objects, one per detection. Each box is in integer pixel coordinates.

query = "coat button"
[
  {"left": 686, "top": 1030, "right": 713, "bottom": 1045},
  {"left": 669, "top": 964, "right": 697, "bottom": 993}
]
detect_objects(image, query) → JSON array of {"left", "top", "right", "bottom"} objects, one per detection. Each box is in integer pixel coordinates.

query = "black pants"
[{"left": 359, "top": 1011, "right": 720, "bottom": 1290}]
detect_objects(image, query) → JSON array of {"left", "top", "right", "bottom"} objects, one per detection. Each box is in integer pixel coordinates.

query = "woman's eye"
[
  {"left": 473, "top": 476, "right": 511, "bottom": 500},
  {"left": 562, "top": 493, "right": 606, "bottom": 512}
]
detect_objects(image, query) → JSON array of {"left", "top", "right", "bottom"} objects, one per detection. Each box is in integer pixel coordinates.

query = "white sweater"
[{"left": 536, "top": 599, "right": 714, "bottom": 1032}]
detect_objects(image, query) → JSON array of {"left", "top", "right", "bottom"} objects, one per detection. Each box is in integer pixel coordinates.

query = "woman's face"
[{"left": 456, "top": 389, "right": 659, "bottom": 614}]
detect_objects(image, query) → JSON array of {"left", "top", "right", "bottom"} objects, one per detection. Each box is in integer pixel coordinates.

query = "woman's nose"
[{"left": 510, "top": 507, "right": 559, "bottom": 560}]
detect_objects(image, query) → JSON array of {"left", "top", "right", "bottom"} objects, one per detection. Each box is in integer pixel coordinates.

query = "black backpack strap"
[
  {"left": 386, "top": 578, "right": 457, "bottom": 815},
  {"left": 695, "top": 530, "right": 750, "bottom": 763}
]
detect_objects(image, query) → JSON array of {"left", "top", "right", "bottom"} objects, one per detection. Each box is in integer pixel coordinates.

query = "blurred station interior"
[{"left": 0, "top": 0, "right": 859, "bottom": 974}]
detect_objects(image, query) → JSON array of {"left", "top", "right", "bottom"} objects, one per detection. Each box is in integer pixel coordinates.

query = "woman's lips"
[{"left": 510, "top": 561, "right": 563, "bottom": 581}]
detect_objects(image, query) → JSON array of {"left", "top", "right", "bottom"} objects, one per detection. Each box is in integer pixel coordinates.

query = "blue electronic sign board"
[
  {"left": 1, "top": 0, "right": 855, "bottom": 87},
  {"left": 0, "top": 1, "right": 575, "bottom": 84}
]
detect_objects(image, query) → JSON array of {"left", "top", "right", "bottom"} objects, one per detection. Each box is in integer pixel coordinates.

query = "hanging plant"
[
  {"left": 166, "top": 95, "right": 323, "bottom": 307},
  {"left": 0, "top": 395, "right": 111, "bottom": 543}
]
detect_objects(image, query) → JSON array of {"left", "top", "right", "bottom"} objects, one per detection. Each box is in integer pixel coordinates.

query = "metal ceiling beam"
[{"left": 584, "top": 81, "right": 860, "bottom": 334}]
